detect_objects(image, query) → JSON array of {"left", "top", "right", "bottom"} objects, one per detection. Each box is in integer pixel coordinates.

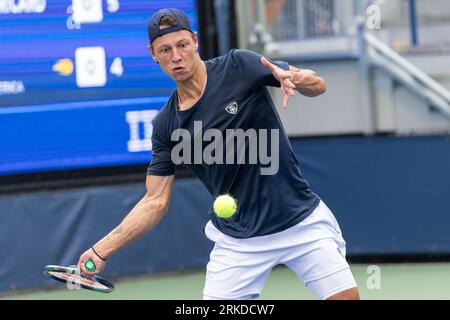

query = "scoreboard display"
[{"left": 0, "top": 0, "right": 198, "bottom": 175}]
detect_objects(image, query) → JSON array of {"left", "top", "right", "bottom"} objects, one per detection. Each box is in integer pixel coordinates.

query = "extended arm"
[{"left": 78, "top": 174, "right": 174, "bottom": 274}]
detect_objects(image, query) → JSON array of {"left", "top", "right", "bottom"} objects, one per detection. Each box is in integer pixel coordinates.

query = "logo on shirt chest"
[{"left": 225, "top": 102, "right": 238, "bottom": 115}]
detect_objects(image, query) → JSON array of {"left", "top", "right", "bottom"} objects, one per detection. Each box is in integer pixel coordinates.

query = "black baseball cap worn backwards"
[{"left": 148, "top": 8, "right": 193, "bottom": 44}]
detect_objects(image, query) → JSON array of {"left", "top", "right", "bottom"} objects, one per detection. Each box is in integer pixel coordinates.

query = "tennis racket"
[{"left": 43, "top": 262, "right": 114, "bottom": 293}]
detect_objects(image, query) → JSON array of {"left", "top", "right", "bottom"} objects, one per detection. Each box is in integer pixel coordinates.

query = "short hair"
[{"left": 159, "top": 15, "right": 177, "bottom": 27}]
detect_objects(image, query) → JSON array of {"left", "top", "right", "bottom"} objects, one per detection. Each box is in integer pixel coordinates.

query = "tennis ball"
[{"left": 213, "top": 194, "right": 237, "bottom": 219}]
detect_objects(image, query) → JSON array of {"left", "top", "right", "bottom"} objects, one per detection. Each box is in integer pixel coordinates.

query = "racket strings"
[{"left": 44, "top": 266, "right": 114, "bottom": 292}]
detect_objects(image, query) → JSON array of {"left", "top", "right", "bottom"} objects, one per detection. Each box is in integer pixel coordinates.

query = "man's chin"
[{"left": 171, "top": 72, "right": 191, "bottom": 82}]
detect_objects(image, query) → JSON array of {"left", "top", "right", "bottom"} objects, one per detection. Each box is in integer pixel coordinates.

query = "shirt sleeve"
[
  {"left": 146, "top": 116, "right": 176, "bottom": 176},
  {"left": 230, "top": 49, "right": 289, "bottom": 90}
]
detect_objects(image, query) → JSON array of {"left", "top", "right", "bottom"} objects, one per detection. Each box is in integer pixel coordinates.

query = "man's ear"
[
  {"left": 193, "top": 32, "right": 199, "bottom": 50},
  {"left": 147, "top": 44, "right": 159, "bottom": 64}
]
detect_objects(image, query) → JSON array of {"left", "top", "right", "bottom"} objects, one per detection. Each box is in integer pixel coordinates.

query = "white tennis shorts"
[{"left": 203, "top": 200, "right": 357, "bottom": 300}]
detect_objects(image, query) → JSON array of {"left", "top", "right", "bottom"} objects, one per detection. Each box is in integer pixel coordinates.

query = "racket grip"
[{"left": 85, "top": 259, "right": 96, "bottom": 271}]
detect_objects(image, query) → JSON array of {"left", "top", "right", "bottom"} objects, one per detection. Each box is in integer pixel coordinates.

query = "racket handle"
[{"left": 85, "top": 259, "right": 96, "bottom": 271}]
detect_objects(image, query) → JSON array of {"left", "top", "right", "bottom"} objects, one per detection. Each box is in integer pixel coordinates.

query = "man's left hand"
[{"left": 261, "top": 57, "right": 296, "bottom": 108}]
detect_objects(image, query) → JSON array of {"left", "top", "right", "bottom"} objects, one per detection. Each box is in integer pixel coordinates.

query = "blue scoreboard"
[{"left": 0, "top": 0, "right": 198, "bottom": 175}]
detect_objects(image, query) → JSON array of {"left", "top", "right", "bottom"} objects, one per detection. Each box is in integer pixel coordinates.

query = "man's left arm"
[{"left": 289, "top": 65, "right": 326, "bottom": 97}]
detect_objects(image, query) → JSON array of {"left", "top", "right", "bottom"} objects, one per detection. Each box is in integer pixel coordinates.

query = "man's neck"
[{"left": 176, "top": 57, "right": 207, "bottom": 111}]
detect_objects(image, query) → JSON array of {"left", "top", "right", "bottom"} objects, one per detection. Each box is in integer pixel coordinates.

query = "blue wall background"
[
  {"left": 291, "top": 135, "right": 450, "bottom": 254},
  {"left": 1, "top": 135, "right": 450, "bottom": 293}
]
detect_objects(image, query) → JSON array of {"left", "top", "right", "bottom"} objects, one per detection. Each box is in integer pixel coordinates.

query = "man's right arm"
[{"left": 78, "top": 174, "right": 174, "bottom": 275}]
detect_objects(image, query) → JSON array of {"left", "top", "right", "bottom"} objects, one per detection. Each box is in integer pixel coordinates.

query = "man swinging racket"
[{"left": 78, "top": 8, "right": 360, "bottom": 300}]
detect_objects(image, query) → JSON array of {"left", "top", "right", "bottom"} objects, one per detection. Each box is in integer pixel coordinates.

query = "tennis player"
[{"left": 78, "top": 8, "right": 359, "bottom": 300}]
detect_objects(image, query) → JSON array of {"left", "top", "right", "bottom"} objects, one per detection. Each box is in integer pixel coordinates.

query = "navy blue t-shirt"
[{"left": 147, "top": 49, "right": 320, "bottom": 238}]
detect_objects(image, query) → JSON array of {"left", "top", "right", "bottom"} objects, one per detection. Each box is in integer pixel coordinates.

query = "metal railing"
[
  {"left": 234, "top": 0, "right": 351, "bottom": 55},
  {"left": 359, "top": 24, "right": 450, "bottom": 121},
  {"left": 269, "top": 0, "right": 338, "bottom": 41}
]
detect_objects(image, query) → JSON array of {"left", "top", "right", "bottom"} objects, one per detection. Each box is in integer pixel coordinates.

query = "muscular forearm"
[
  {"left": 289, "top": 66, "right": 326, "bottom": 97},
  {"left": 93, "top": 194, "right": 168, "bottom": 259}
]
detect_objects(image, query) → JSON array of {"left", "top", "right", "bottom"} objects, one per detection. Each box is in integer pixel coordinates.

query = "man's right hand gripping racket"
[{"left": 43, "top": 260, "right": 114, "bottom": 293}]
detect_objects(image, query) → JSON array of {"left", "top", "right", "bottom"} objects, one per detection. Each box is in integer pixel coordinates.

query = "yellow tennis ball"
[{"left": 213, "top": 194, "right": 237, "bottom": 219}]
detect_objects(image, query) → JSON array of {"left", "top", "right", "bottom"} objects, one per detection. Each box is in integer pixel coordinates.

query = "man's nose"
[{"left": 172, "top": 48, "right": 182, "bottom": 63}]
